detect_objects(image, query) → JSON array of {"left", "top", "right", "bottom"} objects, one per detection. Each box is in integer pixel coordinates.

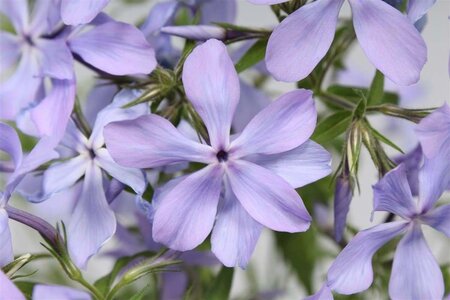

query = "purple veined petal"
[
  {"left": 161, "top": 25, "right": 226, "bottom": 41},
  {"left": 104, "top": 114, "right": 216, "bottom": 168},
  {"left": 0, "top": 48, "right": 42, "bottom": 120},
  {"left": 349, "top": 0, "right": 427, "bottom": 85},
  {"left": 0, "top": 270, "right": 25, "bottom": 300},
  {"left": 151, "top": 175, "right": 187, "bottom": 215},
  {"left": 232, "top": 80, "right": 270, "bottom": 133},
  {"left": 334, "top": 175, "right": 352, "bottom": 243},
  {"left": 211, "top": 179, "right": 263, "bottom": 268},
  {"left": 68, "top": 163, "right": 116, "bottom": 268},
  {"left": 304, "top": 284, "right": 333, "bottom": 300},
  {"left": 0, "top": 0, "right": 28, "bottom": 33},
  {"left": 226, "top": 159, "right": 311, "bottom": 232},
  {"left": 182, "top": 39, "right": 240, "bottom": 150},
  {"left": 61, "top": 0, "right": 109, "bottom": 25},
  {"left": 389, "top": 224, "right": 444, "bottom": 300},
  {"left": 28, "top": 0, "right": 60, "bottom": 36},
  {"left": 415, "top": 104, "right": 450, "bottom": 158},
  {"left": 42, "top": 155, "right": 89, "bottom": 197},
  {"left": 0, "top": 32, "right": 20, "bottom": 71},
  {"left": 393, "top": 145, "right": 422, "bottom": 196},
  {"left": 31, "top": 79, "right": 76, "bottom": 143},
  {"left": 140, "top": 1, "right": 179, "bottom": 37},
  {"left": 94, "top": 148, "right": 146, "bottom": 195},
  {"left": 421, "top": 204, "right": 450, "bottom": 238},
  {"left": 265, "top": 0, "right": 344, "bottom": 82},
  {"left": 200, "top": 0, "right": 237, "bottom": 24},
  {"left": 372, "top": 164, "right": 417, "bottom": 219},
  {"left": 152, "top": 164, "right": 224, "bottom": 251},
  {"left": 35, "top": 39, "right": 74, "bottom": 80},
  {"left": 0, "top": 123, "right": 23, "bottom": 170},
  {"left": 0, "top": 209, "right": 13, "bottom": 267},
  {"left": 327, "top": 221, "right": 409, "bottom": 294},
  {"left": 32, "top": 284, "right": 91, "bottom": 300},
  {"left": 230, "top": 89, "right": 316, "bottom": 158},
  {"left": 244, "top": 140, "right": 331, "bottom": 189},
  {"left": 68, "top": 19, "right": 156, "bottom": 75},
  {"left": 407, "top": 0, "right": 436, "bottom": 23},
  {"left": 247, "top": 0, "right": 288, "bottom": 4}
]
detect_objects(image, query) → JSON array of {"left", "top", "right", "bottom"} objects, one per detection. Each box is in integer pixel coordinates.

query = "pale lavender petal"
[
  {"left": 0, "top": 209, "right": 13, "bottom": 267},
  {"left": 182, "top": 39, "right": 239, "bottom": 150},
  {"left": 304, "top": 284, "right": 333, "bottom": 300},
  {"left": 95, "top": 148, "right": 146, "bottom": 195},
  {"left": 104, "top": 114, "right": 215, "bottom": 168},
  {"left": 265, "top": 0, "right": 344, "bottom": 82},
  {"left": 68, "top": 163, "right": 116, "bottom": 268},
  {"left": 140, "top": 1, "right": 178, "bottom": 37},
  {"left": 247, "top": 0, "right": 288, "bottom": 4},
  {"left": 245, "top": 140, "right": 331, "bottom": 189},
  {"left": 0, "top": 32, "right": 20, "bottom": 71},
  {"left": 0, "top": 123, "right": 23, "bottom": 169},
  {"left": 372, "top": 164, "right": 417, "bottom": 219},
  {"left": 211, "top": 181, "right": 263, "bottom": 268},
  {"left": 334, "top": 175, "right": 352, "bottom": 242},
  {"left": 152, "top": 164, "right": 224, "bottom": 251},
  {"left": 69, "top": 20, "right": 156, "bottom": 75},
  {"left": 60, "top": 120, "right": 89, "bottom": 153},
  {"left": 0, "top": 0, "right": 28, "bottom": 33},
  {"left": 161, "top": 25, "right": 226, "bottom": 40},
  {"left": 83, "top": 82, "right": 118, "bottom": 126},
  {"left": 42, "top": 155, "right": 88, "bottom": 196},
  {"left": 230, "top": 89, "right": 316, "bottom": 157},
  {"left": 393, "top": 145, "right": 422, "bottom": 196},
  {"left": 32, "top": 284, "right": 91, "bottom": 300},
  {"left": 200, "top": 0, "right": 237, "bottom": 24},
  {"left": 415, "top": 104, "right": 450, "bottom": 158},
  {"left": 0, "top": 270, "right": 25, "bottom": 300},
  {"left": 29, "top": 0, "right": 60, "bottom": 36},
  {"left": 389, "top": 225, "right": 444, "bottom": 300},
  {"left": 349, "top": 0, "right": 427, "bottom": 85},
  {"left": 226, "top": 160, "right": 311, "bottom": 232},
  {"left": 36, "top": 39, "right": 74, "bottom": 80},
  {"left": 407, "top": 0, "right": 436, "bottom": 23},
  {"left": 421, "top": 204, "right": 450, "bottom": 238},
  {"left": 327, "top": 221, "right": 408, "bottom": 294},
  {"left": 61, "top": 0, "right": 109, "bottom": 25}
]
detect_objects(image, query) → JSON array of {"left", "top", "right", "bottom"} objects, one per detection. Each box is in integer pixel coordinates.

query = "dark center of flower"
[
  {"left": 88, "top": 149, "right": 96, "bottom": 160},
  {"left": 24, "top": 35, "right": 35, "bottom": 46},
  {"left": 216, "top": 150, "right": 228, "bottom": 162}
]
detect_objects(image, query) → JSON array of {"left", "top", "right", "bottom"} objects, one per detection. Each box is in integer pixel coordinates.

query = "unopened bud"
[{"left": 161, "top": 25, "right": 226, "bottom": 41}]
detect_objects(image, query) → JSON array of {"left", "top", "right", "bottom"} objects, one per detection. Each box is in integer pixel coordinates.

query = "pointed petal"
[
  {"left": 32, "top": 284, "right": 91, "bottom": 300},
  {"left": 245, "top": 140, "right": 331, "bottom": 189},
  {"left": 36, "top": 39, "right": 74, "bottom": 80},
  {"left": 349, "top": 0, "right": 427, "bottom": 85},
  {"left": 104, "top": 114, "right": 215, "bottom": 168},
  {"left": 211, "top": 181, "right": 263, "bottom": 268},
  {"left": 305, "top": 284, "right": 333, "bottom": 300},
  {"left": 0, "top": 209, "right": 13, "bottom": 267},
  {"left": 327, "top": 221, "right": 408, "bottom": 294},
  {"left": 42, "top": 155, "right": 88, "bottom": 196},
  {"left": 226, "top": 160, "right": 311, "bottom": 232},
  {"left": 389, "top": 225, "right": 444, "bottom": 300},
  {"left": 0, "top": 270, "right": 25, "bottom": 300},
  {"left": 0, "top": 32, "right": 20, "bottom": 71},
  {"left": 230, "top": 89, "right": 316, "bottom": 157},
  {"left": 421, "top": 204, "right": 450, "bottom": 238},
  {"left": 140, "top": 2, "right": 178, "bottom": 36},
  {"left": 61, "top": 0, "right": 109, "bottom": 25},
  {"left": 265, "top": 0, "right": 344, "bottom": 82},
  {"left": 393, "top": 145, "right": 422, "bottom": 196},
  {"left": 95, "top": 148, "right": 146, "bottom": 195},
  {"left": 0, "top": 123, "right": 23, "bottom": 169},
  {"left": 152, "top": 164, "right": 224, "bottom": 251},
  {"left": 68, "top": 163, "right": 116, "bottom": 268},
  {"left": 69, "top": 20, "right": 156, "bottom": 75},
  {"left": 372, "top": 164, "right": 417, "bottom": 218},
  {"left": 182, "top": 39, "right": 239, "bottom": 150},
  {"left": 0, "top": 0, "right": 28, "bottom": 33},
  {"left": 407, "top": 0, "right": 436, "bottom": 23}
]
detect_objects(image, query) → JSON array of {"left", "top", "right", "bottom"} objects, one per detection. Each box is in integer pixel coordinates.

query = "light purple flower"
[
  {"left": 0, "top": 270, "right": 25, "bottom": 300},
  {"left": 60, "top": 0, "right": 109, "bottom": 25},
  {"left": 249, "top": 0, "right": 427, "bottom": 85},
  {"left": 104, "top": 39, "right": 331, "bottom": 267}
]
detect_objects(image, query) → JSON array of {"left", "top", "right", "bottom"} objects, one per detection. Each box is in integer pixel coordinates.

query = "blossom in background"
[
  {"left": 248, "top": 0, "right": 433, "bottom": 85},
  {"left": 104, "top": 39, "right": 331, "bottom": 268}
]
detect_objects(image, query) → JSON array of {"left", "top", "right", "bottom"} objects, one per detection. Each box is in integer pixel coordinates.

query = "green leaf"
[
  {"left": 235, "top": 39, "right": 267, "bottom": 73},
  {"left": 367, "top": 70, "right": 384, "bottom": 105},
  {"left": 327, "top": 85, "right": 399, "bottom": 105},
  {"left": 15, "top": 281, "right": 37, "bottom": 300},
  {"left": 205, "top": 267, "right": 234, "bottom": 300},
  {"left": 369, "top": 124, "right": 404, "bottom": 154},
  {"left": 311, "top": 111, "right": 352, "bottom": 144},
  {"left": 353, "top": 96, "right": 367, "bottom": 119}
]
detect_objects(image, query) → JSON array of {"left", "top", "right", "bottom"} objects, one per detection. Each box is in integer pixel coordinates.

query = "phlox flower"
[{"left": 104, "top": 39, "right": 331, "bottom": 268}]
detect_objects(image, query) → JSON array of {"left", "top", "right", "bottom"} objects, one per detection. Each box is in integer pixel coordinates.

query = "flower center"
[
  {"left": 23, "top": 34, "right": 35, "bottom": 46},
  {"left": 216, "top": 150, "right": 228, "bottom": 162}
]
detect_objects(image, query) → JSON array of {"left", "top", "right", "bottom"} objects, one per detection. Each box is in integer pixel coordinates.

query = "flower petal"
[
  {"left": 393, "top": 145, "right": 422, "bottom": 196},
  {"left": 407, "top": 0, "right": 436, "bottom": 23},
  {"left": 0, "top": 123, "right": 23, "bottom": 170},
  {"left": 349, "top": 0, "right": 427, "bottom": 85},
  {"left": 36, "top": 39, "right": 74, "bottom": 80},
  {"left": 95, "top": 148, "right": 146, "bottom": 195},
  {"left": 61, "top": 0, "right": 109, "bottom": 25},
  {"left": 68, "top": 163, "right": 116, "bottom": 268},
  {"left": 334, "top": 175, "right": 352, "bottom": 242},
  {"left": 247, "top": 0, "right": 289, "bottom": 5},
  {"left": 0, "top": 0, "right": 28, "bottom": 33},
  {"left": 152, "top": 164, "right": 224, "bottom": 251},
  {"left": 372, "top": 164, "right": 417, "bottom": 219},
  {"left": 230, "top": 89, "right": 316, "bottom": 157},
  {"left": 305, "top": 284, "right": 333, "bottom": 300},
  {"left": 182, "top": 39, "right": 239, "bottom": 150},
  {"left": 265, "top": 0, "right": 344, "bottom": 82},
  {"left": 0, "top": 32, "right": 20, "bottom": 71},
  {"left": 245, "top": 140, "right": 331, "bottom": 189},
  {"left": 226, "top": 159, "right": 311, "bottom": 232},
  {"left": 104, "top": 114, "right": 215, "bottom": 168},
  {"left": 32, "top": 284, "right": 91, "bottom": 300},
  {"left": 421, "top": 204, "right": 450, "bottom": 238},
  {"left": 327, "top": 221, "right": 408, "bottom": 294},
  {"left": 211, "top": 180, "right": 263, "bottom": 268},
  {"left": 0, "top": 209, "right": 13, "bottom": 267},
  {"left": 69, "top": 20, "right": 156, "bottom": 75},
  {"left": 389, "top": 225, "right": 444, "bottom": 300},
  {"left": 0, "top": 270, "right": 25, "bottom": 300}
]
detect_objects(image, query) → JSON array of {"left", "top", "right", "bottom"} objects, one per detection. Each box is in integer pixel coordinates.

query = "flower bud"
[{"left": 161, "top": 25, "right": 226, "bottom": 41}]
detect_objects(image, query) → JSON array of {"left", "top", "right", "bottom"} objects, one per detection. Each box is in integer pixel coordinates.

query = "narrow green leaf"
[
  {"left": 327, "top": 85, "right": 399, "bottom": 105},
  {"left": 205, "top": 267, "right": 234, "bottom": 300},
  {"left": 369, "top": 125, "right": 404, "bottom": 154},
  {"left": 311, "top": 111, "right": 352, "bottom": 144},
  {"left": 15, "top": 281, "right": 37, "bottom": 300},
  {"left": 367, "top": 70, "right": 384, "bottom": 105},
  {"left": 235, "top": 39, "right": 267, "bottom": 73},
  {"left": 353, "top": 96, "right": 367, "bottom": 119}
]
